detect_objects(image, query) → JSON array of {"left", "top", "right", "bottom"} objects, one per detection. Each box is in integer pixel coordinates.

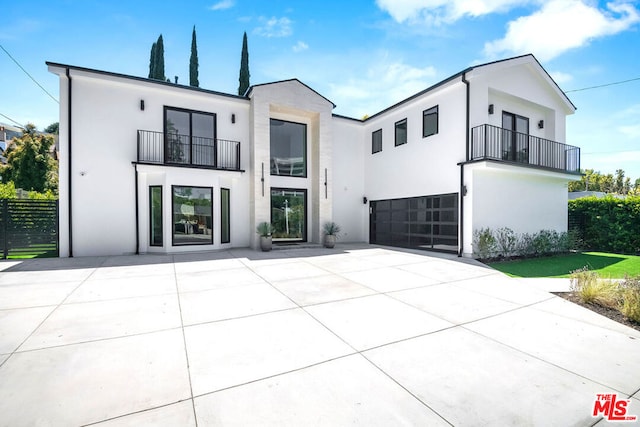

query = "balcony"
[
  {"left": 470, "top": 124, "right": 580, "bottom": 174},
  {"left": 137, "top": 130, "right": 241, "bottom": 171}
]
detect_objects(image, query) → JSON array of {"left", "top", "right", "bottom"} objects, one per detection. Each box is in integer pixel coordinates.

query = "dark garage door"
[{"left": 369, "top": 193, "right": 458, "bottom": 253}]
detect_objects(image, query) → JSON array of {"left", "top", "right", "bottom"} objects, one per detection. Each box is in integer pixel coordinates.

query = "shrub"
[
  {"left": 570, "top": 267, "right": 620, "bottom": 308},
  {"left": 620, "top": 277, "right": 640, "bottom": 323},
  {"left": 473, "top": 228, "right": 496, "bottom": 259},
  {"left": 531, "top": 230, "right": 555, "bottom": 256},
  {"left": 495, "top": 228, "right": 517, "bottom": 257},
  {"left": 323, "top": 221, "right": 341, "bottom": 236},
  {"left": 516, "top": 233, "right": 535, "bottom": 257},
  {"left": 473, "top": 228, "right": 572, "bottom": 259},
  {"left": 569, "top": 195, "right": 640, "bottom": 254},
  {"left": 256, "top": 222, "right": 274, "bottom": 237}
]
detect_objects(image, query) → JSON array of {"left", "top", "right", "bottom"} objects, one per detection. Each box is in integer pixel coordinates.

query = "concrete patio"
[{"left": 0, "top": 244, "right": 638, "bottom": 426}]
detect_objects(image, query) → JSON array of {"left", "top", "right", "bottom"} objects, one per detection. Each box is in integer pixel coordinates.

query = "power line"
[
  {"left": 0, "top": 43, "right": 59, "bottom": 104},
  {"left": 565, "top": 77, "right": 640, "bottom": 93},
  {"left": 0, "top": 112, "right": 25, "bottom": 128}
]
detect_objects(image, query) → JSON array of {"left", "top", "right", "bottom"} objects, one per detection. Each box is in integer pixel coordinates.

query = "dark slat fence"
[{"left": 0, "top": 199, "right": 59, "bottom": 259}]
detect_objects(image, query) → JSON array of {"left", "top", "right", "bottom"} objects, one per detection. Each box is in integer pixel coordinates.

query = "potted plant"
[
  {"left": 323, "top": 221, "right": 341, "bottom": 248},
  {"left": 256, "top": 222, "right": 274, "bottom": 252}
]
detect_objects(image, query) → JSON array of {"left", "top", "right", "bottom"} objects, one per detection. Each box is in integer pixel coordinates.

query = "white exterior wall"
[
  {"left": 49, "top": 65, "right": 250, "bottom": 256},
  {"left": 464, "top": 163, "right": 572, "bottom": 255},
  {"left": 364, "top": 81, "right": 466, "bottom": 202},
  {"left": 332, "top": 117, "right": 366, "bottom": 242},
  {"left": 459, "top": 58, "right": 577, "bottom": 256},
  {"left": 248, "top": 81, "right": 334, "bottom": 248},
  {"left": 468, "top": 59, "right": 573, "bottom": 142},
  {"left": 49, "top": 54, "right": 578, "bottom": 257}
]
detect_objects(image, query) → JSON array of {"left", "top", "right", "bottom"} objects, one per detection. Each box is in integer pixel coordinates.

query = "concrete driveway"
[{"left": 0, "top": 244, "right": 639, "bottom": 426}]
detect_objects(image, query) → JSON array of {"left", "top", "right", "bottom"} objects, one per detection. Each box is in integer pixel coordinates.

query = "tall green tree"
[
  {"left": 154, "top": 35, "right": 166, "bottom": 81},
  {"left": 44, "top": 122, "right": 59, "bottom": 135},
  {"left": 148, "top": 42, "right": 156, "bottom": 79},
  {"left": 189, "top": 26, "right": 199, "bottom": 87},
  {"left": 1, "top": 124, "right": 57, "bottom": 193},
  {"left": 238, "top": 31, "right": 250, "bottom": 95}
]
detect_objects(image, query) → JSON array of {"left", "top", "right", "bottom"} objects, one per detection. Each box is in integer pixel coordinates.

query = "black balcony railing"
[
  {"left": 470, "top": 124, "right": 580, "bottom": 173},
  {"left": 137, "top": 130, "right": 241, "bottom": 171}
]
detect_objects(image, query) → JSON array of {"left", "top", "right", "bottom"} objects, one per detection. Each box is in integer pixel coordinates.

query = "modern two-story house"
[{"left": 47, "top": 53, "right": 580, "bottom": 258}]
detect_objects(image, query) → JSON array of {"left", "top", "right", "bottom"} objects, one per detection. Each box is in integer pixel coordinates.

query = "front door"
[
  {"left": 270, "top": 188, "right": 306, "bottom": 242},
  {"left": 502, "top": 112, "right": 529, "bottom": 163}
]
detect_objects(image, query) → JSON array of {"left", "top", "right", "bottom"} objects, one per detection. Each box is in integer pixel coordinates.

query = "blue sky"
[{"left": 1, "top": 0, "right": 639, "bottom": 179}]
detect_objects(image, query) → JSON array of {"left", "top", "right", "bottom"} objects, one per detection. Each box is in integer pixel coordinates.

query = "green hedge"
[{"left": 568, "top": 195, "right": 640, "bottom": 254}]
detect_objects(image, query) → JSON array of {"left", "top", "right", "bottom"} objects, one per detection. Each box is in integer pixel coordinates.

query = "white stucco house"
[{"left": 47, "top": 54, "right": 580, "bottom": 258}]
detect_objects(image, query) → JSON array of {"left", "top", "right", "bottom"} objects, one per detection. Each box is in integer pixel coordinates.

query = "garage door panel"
[{"left": 370, "top": 193, "right": 458, "bottom": 253}]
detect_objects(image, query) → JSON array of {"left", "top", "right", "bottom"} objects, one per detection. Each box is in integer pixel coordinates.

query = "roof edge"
[
  {"left": 246, "top": 78, "right": 336, "bottom": 109},
  {"left": 46, "top": 61, "right": 249, "bottom": 102}
]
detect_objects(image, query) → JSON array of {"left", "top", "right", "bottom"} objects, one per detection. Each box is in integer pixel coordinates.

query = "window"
[
  {"left": 423, "top": 106, "right": 438, "bottom": 138},
  {"left": 270, "top": 119, "right": 307, "bottom": 177},
  {"left": 172, "top": 186, "right": 213, "bottom": 246},
  {"left": 165, "top": 108, "right": 216, "bottom": 166},
  {"left": 221, "top": 188, "right": 230, "bottom": 244},
  {"left": 372, "top": 129, "right": 382, "bottom": 153},
  {"left": 149, "top": 186, "right": 163, "bottom": 246},
  {"left": 395, "top": 119, "right": 407, "bottom": 146}
]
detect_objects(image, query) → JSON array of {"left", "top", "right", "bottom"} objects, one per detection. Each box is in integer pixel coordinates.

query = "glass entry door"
[
  {"left": 270, "top": 188, "right": 306, "bottom": 241},
  {"left": 502, "top": 112, "right": 529, "bottom": 163}
]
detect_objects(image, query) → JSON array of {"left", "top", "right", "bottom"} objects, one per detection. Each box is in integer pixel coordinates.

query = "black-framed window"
[
  {"left": 423, "top": 106, "right": 438, "bottom": 138},
  {"left": 221, "top": 188, "right": 230, "bottom": 244},
  {"left": 395, "top": 119, "right": 407, "bottom": 146},
  {"left": 149, "top": 186, "right": 163, "bottom": 247},
  {"left": 372, "top": 129, "right": 382, "bottom": 153},
  {"left": 270, "top": 188, "right": 307, "bottom": 242},
  {"left": 270, "top": 119, "right": 307, "bottom": 177},
  {"left": 165, "top": 107, "right": 216, "bottom": 166},
  {"left": 172, "top": 186, "right": 213, "bottom": 246}
]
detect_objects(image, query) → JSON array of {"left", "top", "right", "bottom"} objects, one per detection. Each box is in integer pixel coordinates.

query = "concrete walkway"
[{"left": 0, "top": 244, "right": 638, "bottom": 426}]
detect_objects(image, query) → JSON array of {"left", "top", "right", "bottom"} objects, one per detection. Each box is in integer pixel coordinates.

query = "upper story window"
[
  {"left": 395, "top": 119, "right": 407, "bottom": 146},
  {"left": 270, "top": 119, "right": 307, "bottom": 177},
  {"left": 165, "top": 107, "right": 216, "bottom": 166},
  {"left": 423, "top": 106, "right": 438, "bottom": 138},
  {"left": 372, "top": 129, "right": 382, "bottom": 154}
]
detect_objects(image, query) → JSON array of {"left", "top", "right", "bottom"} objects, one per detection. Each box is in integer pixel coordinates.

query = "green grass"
[{"left": 489, "top": 252, "right": 640, "bottom": 278}]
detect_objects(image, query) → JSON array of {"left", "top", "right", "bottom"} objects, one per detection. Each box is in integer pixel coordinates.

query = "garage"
[{"left": 369, "top": 193, "right": 458, "bottom": 253}]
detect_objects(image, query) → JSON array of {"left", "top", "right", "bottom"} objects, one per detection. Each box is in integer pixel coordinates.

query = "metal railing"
[
  {"left": 470, "top": 124, "right": 580, "bottom": 173},
  {"left": 137, "top": 130, "right": 241, "bottom": 170}
]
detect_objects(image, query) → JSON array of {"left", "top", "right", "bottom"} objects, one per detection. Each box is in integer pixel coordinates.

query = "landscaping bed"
[{"left": 553, "top": 291, "right": 640, "bottom": 332}]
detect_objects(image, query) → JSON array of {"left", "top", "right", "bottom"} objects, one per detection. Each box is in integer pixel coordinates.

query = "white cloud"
[
  {"left": 292, "top": 41, "right": 308, "bottom": 52},
  {"left": 209, "top": 0, "right": 234, "bottom": 11},
  {"left": 484, "top": 0, "right": 640, "bottom": 61},
  {"left": 376, "top": 0, "right": 532, "bottom": 25},
  {"left": 253, "top": 17, "right": 293, "bottom": 38},
  {"left": 549, "top": 71, "right": 573, "bottom": 84},
  {"left": 328, "top": 56, "right": 438, "bottom": 117}
]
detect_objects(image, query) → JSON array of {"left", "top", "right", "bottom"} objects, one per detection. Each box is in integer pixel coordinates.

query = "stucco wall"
[
  {"left": 464, "top": 162, "right": 571, "bottom": 256},
  {"left": 363, "top": 81, "right": 466, "bottom": 202},
  {"left": 332, "top": 117, "right": 367, "bottom": 242},
  {"left": 51, "top": 67, "right": 250, "bottom": 256}
]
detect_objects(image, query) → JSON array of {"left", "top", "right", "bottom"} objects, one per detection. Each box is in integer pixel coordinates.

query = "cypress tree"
[
  {"left": 155, "top": 35, "right": 166, "bottom": 81},
  {"left": 148, "top": 42, "right": 156, "bottom": 79},
  {"left": 190, "top": 26, "right": 199, "bottom": 87},
  {"left": 238, "top": 32, "right": 250, "bottom": 96}
]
